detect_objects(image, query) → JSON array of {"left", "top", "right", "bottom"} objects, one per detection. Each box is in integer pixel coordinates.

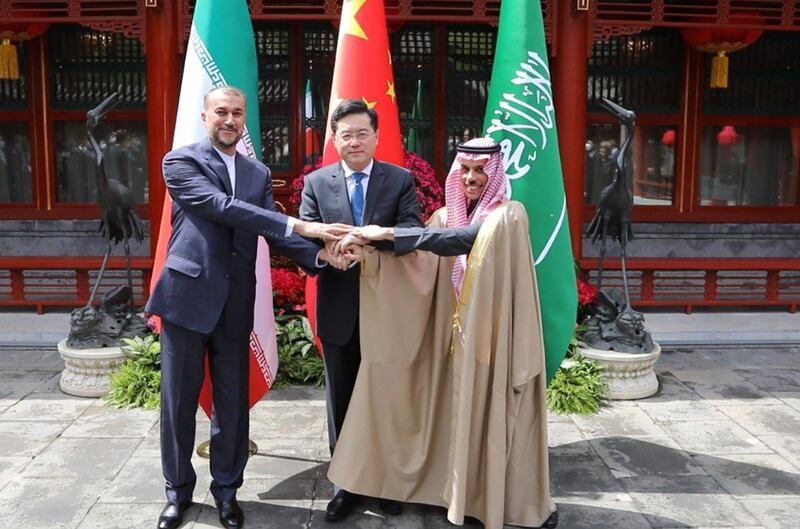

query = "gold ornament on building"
[
  {"left": 680, "top": 17, "right": 763, "bottom": 89},
  {"left": 0, "top": 24, "right": 49, "bottom": 80}
]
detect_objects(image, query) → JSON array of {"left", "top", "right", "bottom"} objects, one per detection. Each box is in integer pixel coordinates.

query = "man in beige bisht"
[{"left": 328, "top": 138, "right": 558, "bottom": 529}]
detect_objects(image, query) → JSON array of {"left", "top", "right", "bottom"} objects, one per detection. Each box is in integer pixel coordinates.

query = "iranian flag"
[
  {"left": 304, "top": 79, "right": 322, "bottom": 162},
  {"left": 483, "top": 0, "right": 577, "bottom": 382},
  {"left": 151, "top": 0, "right": 277, "bottom": 416}
]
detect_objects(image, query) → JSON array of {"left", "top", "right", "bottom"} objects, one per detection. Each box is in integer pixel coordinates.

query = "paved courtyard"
[{"left": 0, "top": 344, "right": 799, "bottom": 528}]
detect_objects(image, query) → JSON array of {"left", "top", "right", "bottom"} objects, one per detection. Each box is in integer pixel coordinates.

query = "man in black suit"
[
  {"left": 146, "top": 86, "right": 348, "bottom": 529},
  {"left": 300, "top": 99, "right": 423, "bottom": 522}
]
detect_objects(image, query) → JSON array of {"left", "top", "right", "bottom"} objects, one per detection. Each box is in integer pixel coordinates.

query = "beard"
[{"left": 213, "top": 127, "right": 242, "bottom": 148}]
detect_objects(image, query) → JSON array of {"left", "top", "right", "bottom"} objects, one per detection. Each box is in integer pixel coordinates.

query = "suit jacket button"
[
  {"left": 231, "top": 251, "right": 238, "bottom": 256},
  {"left": 225, "top": 274, "right": 231, "bottom": 279}
]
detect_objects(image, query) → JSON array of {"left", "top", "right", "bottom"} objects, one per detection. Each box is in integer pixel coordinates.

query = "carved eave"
[{"left": 3, "top": 0, "right": 799, "bottom": 54}]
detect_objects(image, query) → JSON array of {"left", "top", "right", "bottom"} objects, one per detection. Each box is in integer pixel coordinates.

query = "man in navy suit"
[
  {"left": 300, "top": 99, "right": 423, "bottom": 522},
  {"left": 146, "top": 86, "right": 348, "bottom": 529}
]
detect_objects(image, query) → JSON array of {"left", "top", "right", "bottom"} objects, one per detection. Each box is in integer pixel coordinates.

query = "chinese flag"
[
  {"left": 306, "top": 0, "right": 404, "bottom": 349},
  {"left": 321, "top": 0, "right": 403, "bottom": 166}
]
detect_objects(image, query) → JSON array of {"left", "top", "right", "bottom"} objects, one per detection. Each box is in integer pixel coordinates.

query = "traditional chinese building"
[{"left": 1, "top": 0, "right": 799, "bottom": 312}]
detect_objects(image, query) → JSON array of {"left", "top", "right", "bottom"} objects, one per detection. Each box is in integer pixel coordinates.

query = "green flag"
[
  {"left": 406, "top": 78, "right": 424, "bottom": 155},
  {"left": 483, "top": 0, "right": 577, "bottom": 382}
]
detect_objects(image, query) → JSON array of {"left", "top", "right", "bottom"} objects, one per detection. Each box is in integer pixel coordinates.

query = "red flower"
[
  {"left": 577, "top": 277, "right": 597, "bottom": 306},
  {"left": 271, "top": 267, "right": 306, "bottom": 309}
]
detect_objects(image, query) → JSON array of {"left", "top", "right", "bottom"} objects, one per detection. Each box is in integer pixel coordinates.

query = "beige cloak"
[{"left": 327, "top": 201, "right": 555, "bottom": 529}]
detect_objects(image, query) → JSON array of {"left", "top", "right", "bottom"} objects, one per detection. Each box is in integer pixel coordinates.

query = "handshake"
[{"left": 293, "top": 220, "right": 395, "bottom": 271}]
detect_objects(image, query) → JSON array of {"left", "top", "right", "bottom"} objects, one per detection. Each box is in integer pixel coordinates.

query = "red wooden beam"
[
  {"left": 145, "top": 1, "right": 180, "bottom": 257},
  {"left": 0, "top": 257, "right": 153, "bottom": 269},
  {"left": 553, "top": 0, "right": 590, "bottom": 259}
]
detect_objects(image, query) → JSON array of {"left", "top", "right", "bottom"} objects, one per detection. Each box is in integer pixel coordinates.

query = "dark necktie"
[{"left": 350, "top": 171, "right": 366, "bottom": 226}]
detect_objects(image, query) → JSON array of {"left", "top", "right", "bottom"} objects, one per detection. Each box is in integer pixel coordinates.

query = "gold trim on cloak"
[{"left": 452, "top": 202, "right": 510, "bottom": 365}]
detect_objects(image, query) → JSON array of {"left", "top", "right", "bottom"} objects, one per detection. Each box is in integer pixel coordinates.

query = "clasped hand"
[{"left": 313, "top": 224, "right": 393, "bottom": 271}]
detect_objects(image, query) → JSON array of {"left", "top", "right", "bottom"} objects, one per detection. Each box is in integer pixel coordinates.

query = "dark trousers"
[
  {"left": 159, "top": 318, "right": 250, "bottom": 503},
  {"left": 322, "top": 330, "right": 361, "bottom": 455}
]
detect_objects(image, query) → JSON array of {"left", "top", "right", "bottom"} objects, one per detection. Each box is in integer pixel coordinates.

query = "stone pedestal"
[
  {"left": 57, "top": 339, "right": 126, "bottom": 397},
  {"left": 579, "top": 342, "right": 662, "bottom": 400}
]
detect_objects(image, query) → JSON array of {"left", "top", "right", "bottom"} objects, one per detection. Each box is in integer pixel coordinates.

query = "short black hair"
[{"left": 330, "top": 99, "right": 378, "bottom": 133}]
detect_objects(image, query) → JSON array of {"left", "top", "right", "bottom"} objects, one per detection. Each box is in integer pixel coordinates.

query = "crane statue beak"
[
  {"left": 599, "top": 97, "right": 636, "bottom": 123},
  {"left": 86, "top": 92, "right": 120, "bottom": 129}
]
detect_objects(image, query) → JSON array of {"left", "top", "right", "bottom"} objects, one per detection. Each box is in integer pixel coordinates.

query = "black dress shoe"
[
  {"left": 378, "top": 498, "right": 403, "bottom": 516},
  {"left": 539, "top": 510, "right": 558, "bottom": 528},
  {"left": 325, "top": 490, "right": 358, "bottom": 522},
  {"left": 157, "top": 501, "right": 192, "bottom": 529},
  {"left": 216, "top": 499, "right": 244, "bottom": 529}
]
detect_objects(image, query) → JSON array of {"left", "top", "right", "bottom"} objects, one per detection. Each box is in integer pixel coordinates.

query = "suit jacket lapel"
[
  {"left": 201, "top": 139, "right": 233, "bottom": 195},
  {"left": 233, "top": 153, "right": 248, "bottom": 199},
  {"left": 331, "top": 163, "right": 354, "bottom": 224},
  {"left": 362, "top": 160, "right": 385, "bottom": 225}
]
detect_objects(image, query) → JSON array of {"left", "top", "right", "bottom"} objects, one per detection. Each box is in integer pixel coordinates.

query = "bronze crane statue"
[
  {"left": 85, "top": 92, "right": 145, "bottom": 314},
  {"left": 585, "top": 97, "right": 636, "bottom": 308}
]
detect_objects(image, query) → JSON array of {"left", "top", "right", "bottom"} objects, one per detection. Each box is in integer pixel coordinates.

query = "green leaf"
[
  {"left": 273, "top": 314, "right": 324, "bottom": 388},
  {"left": 105, "top": 338, "right": 162, "bottom": 410},
  {"left": 546, "top": 353, "right": 607, "bottom": 416}
]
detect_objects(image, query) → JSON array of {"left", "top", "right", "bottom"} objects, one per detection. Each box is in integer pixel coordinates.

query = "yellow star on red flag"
[
  {"left": 323, "top": 0, "right": 403, "bottom": 167},
  {"left": 342, "top": 0, "right": 369, "bottom": 41},
  {"left": 385, "top": 81, "right": 396, "bottom": 104}
]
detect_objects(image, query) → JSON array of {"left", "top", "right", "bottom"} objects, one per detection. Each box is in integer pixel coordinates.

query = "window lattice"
[
  {"left": 49, "top": 25, "right": 146, "bottom": 109},
  {"left": 0, "top": 42, "right": 27, "bottom": 110},
  {"left": 254, "top": 24, "right": 291, "bottom": 171},
  {"left": 588, "top": 29, "right": 682, "bottom": 113},
  {"left": 446, "top": 26, "right": 496, "bottom": 164},
  {"left": 302, "top": 25, "right": 337, "bottom": 165},
  {"left": 303, "top": 25, "right": 337, "bottom": 133},
  {"left": 391, "top": 26, "right": 434, "bottom": 161},
  {"left": 703, "top": 32, "right": 800, "bottom": 115}
]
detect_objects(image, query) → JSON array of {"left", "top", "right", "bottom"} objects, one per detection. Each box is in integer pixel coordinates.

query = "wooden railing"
[
  {"left": 0, "top": 257, "right": 153, "bottom": 314},
  {"left": 579, "top": 258, "right": 800, "bottom": 313},
  {"left": 3, "top": 256, "right": 799, "bottom": 315}
]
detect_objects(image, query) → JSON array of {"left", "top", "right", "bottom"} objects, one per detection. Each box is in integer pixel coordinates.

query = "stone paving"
[{"left": 0, "top": 345, "right": 799, "bottom": 528}]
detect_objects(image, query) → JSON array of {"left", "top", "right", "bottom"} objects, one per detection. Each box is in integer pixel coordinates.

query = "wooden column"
[
  {"left": 552, "top": 2, "right": 590, "bottom": 259},
  {"left": 145, "top": 1, "right": 180, "bottom": 256}
]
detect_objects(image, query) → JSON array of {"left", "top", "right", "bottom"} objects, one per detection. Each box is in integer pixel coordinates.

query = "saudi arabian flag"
[
  {"left": 152, "top": 0, "right": 279, "bottom": 416},
  {"left": 483, "top": 0, "right": 577, "bottom": 382}
]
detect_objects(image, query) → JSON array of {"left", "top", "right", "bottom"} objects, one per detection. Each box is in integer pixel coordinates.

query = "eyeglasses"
[{"left": 335, "top": 131, "right": 374, "bottom": 143}]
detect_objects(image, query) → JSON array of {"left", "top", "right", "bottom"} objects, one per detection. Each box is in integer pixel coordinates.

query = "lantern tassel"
[
  {"left": 0, "top": 40, "right": 20, "bottom": 80},
  {"left": 710, "top": 51, "right": 728, "bottom": 89}
]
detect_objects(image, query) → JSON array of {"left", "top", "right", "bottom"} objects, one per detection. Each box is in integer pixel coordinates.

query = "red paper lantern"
[
  {"left": 680, "top": 15, "right": 763, "bottom": 89},
  {"left": 660, "top": 129, "right": 676, "bottom": 147},
  {"left": 717, "top": 125, "right": 739, "bottom": 146}
]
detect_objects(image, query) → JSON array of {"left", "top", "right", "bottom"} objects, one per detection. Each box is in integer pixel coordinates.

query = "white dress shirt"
[
  {"left": 213, "top": 146, "right": 294, "bottom": 238},
  {"left": 342, "top": 159, "right": 373, "bottom": 205},
  {"left": 213, "top": 146, "right": 237, "bottom": 196}
]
